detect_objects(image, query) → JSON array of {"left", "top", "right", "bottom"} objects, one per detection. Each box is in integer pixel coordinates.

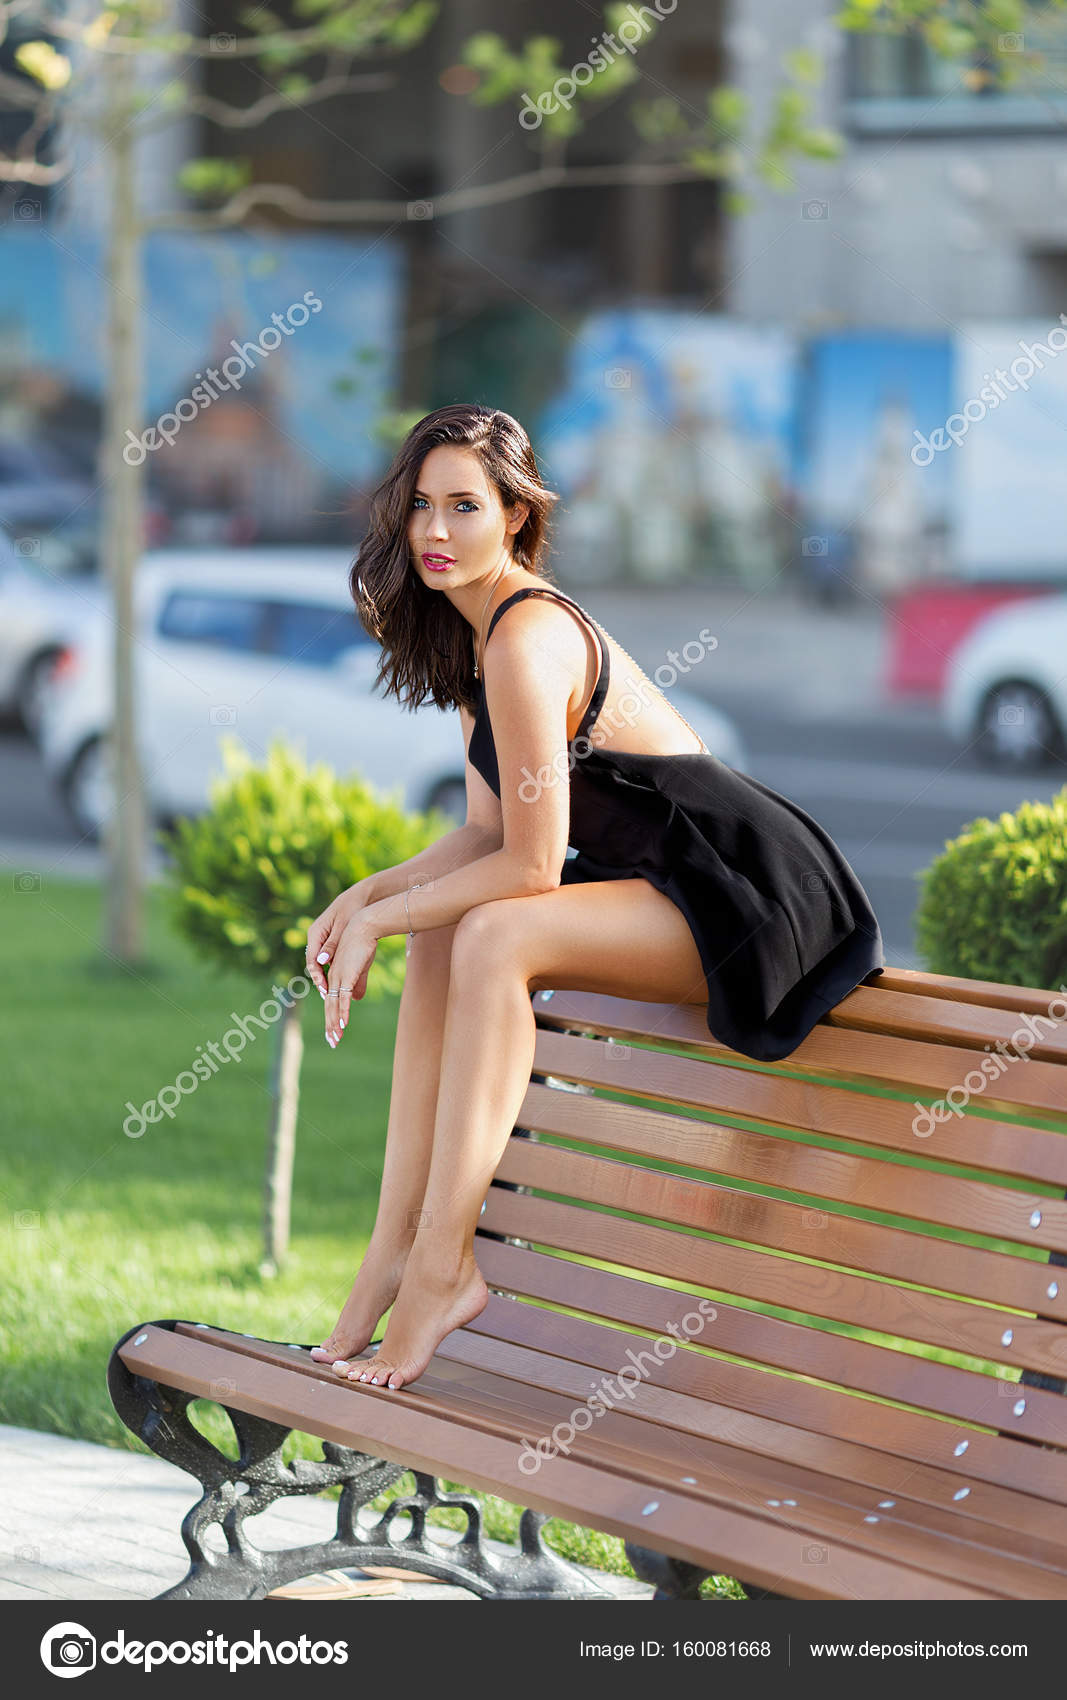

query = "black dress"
[{"left": 467, "top": 584, "right": 885, "bottom": 1063}]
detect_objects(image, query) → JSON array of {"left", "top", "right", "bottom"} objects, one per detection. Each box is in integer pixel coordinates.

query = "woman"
[{"left": 305, "top": 403, "right": 884, "bottom": 1391}]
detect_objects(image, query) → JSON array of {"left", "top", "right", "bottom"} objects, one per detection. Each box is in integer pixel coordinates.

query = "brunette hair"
[{"left": 349, "top": 404, "right": 559, "bottom": 715}]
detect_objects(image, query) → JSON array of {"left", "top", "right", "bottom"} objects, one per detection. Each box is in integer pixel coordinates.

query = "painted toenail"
[{"left": 370, "top": 1375, "right": 379, "bottom": 1384}]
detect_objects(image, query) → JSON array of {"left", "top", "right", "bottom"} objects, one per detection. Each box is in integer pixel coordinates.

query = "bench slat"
[
  {"left": 529, "top": 1032, "right": 1067, "bottom": 1185},
  {"left": 420, "top": 1351, "right": 1067, "bottom": 1585},
  {"left": 451, "top": 1294, "right": 1067, "bottom": 1518},
  {"left": 493, "top": 1138, "right": 1067, "bottom": 1314},
  {"left": 825, "top": 986, "right": 1067, "bottom": 1063},
  {"left": 474, "top": 1242, "right": 1067, "bottom": 1455},
  {"left": 168, "top": 1326, "right": 1067, "bottom": 1598},
  {"left": 481, "top": 1191, "right": 1067, "bottom": 1382},
  {"left": 875, "top": 968, "right": 1067, "bottom": 1019},
  {"left": 516, "top": 1083, "right": 1067, "bottom": 1252},
  {"left": 532, "top": 994, "right": 1067, "bottom": 1117},
  {"left": 430, "top": 1327, "right": 1067, "bottom": 1591},
  {"left": 116, "top": 1326, "right": 1003, "bottom": 1601}
]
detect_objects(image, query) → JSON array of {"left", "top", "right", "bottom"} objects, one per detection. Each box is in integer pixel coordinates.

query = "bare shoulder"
[{"left": 482, "top": 591, "right": 593, "bottom": 684}]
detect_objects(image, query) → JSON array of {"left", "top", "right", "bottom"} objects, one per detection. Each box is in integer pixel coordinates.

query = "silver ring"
[{"left": 326, "top": 987, "right": 354, "bottom": 996}]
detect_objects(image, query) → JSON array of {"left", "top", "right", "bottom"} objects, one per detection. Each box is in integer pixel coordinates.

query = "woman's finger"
[
  {"left": 315, "top": 916, "right": 349, "bottom": 978},
  {"left": 323, "top": 974, "right": 352, "bottom": 1046},
  {"left": 305, "top": 914, "right": 334, "bottom": 995}
]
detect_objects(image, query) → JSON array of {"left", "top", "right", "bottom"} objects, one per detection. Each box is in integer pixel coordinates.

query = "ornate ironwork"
[{"left": 107, "top": 1319, "right": 613, "bottom": 1601}]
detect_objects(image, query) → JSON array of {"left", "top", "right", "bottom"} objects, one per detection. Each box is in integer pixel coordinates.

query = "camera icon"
[
  {"left": 802, "top": 871, "right": 828, "bottom": 893},
  {"left": 15, "top": 537, "right": 40, "bottom": 556},
  {"left": 15, "top": 1544, "right": 40, "bottom": 1562},
  {"left": 997, "top": 704, "right": 1025, "bottom": 726},
  {"left": 407, "top": 200, "right": 434, "bottom": 220},
  {"left": 210, "top": 32, "right": 236, "bottom": 50},
  {"left": 803, "top": 1543, "right": 828, "bottom": 1564},
  {"left": 210, "top": 1377, "right": 237, "bottom": 1398},
  {"left": 801, "top": 536, "right": 828, "bottom": 557},
  {"left": 13, "top": 871, "right": 41, "bottom": 892},
  {"left": 40, "top": 1621, "right": 97, "bottom": 1675},
  {"left": 605, "top": 1040, "right": 631, "bottom": 1062},
  {"left": 605, "top": 367, "right": 632, "bottom": 390},
  {"left": 802, "top": 1210, "right": 828, "bottom": 1230},
  {"left": 406, "top": 1207, "right": 433, "bottom": 1228},
  {"left": 802, "top": 200, "right": 829, "bottom": 221},
  {"left": 14, "top": 1209, "right": 40, "bottom": 1229},
  {"left": 998, "top": 32, "right": 1024, "bottom": 53},
  {"left": 209, "top": 704, "right": 237, "bottom": 725},
  {"left": 15, "top": 200, "right": 41, "bottom": 220}
]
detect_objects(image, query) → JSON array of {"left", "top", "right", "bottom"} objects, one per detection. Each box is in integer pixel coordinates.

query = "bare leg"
[
  {"left": 310, "top": 921, "right": 457, "bottom": 1363},
  {"left": 339, "top": 878, "right": 709, "bottom": 1390}
]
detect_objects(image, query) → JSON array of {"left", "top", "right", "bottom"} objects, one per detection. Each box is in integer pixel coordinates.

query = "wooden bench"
[{"left": 109, "top": 965, "right": 1067, "bottom": 1602}]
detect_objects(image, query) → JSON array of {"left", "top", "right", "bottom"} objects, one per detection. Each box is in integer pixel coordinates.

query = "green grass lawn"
[{"left": 0, "top": 872, "right": 748, "bottom": 1596}]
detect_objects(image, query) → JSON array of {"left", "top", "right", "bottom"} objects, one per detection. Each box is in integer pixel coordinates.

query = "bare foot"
[
  {"left": 309, "top": 1241, "right": 412, "bottom": 1365},
  {"left": 336, "top": 1244, "right": 487, "bottom": 1391}
]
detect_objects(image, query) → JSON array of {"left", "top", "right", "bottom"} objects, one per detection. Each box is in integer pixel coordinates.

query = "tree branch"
[
  {"left": 33, "top": 9, "right": 414, "bottom": 63},
  {"left": 0, "top": 151, "right": 71, "bottom": 182},
  {"left": 144, "top": 158, "right": 712, "bottom": 230},
  {"left": 136, "top": 69, "right": 394, "bottom": 135}
]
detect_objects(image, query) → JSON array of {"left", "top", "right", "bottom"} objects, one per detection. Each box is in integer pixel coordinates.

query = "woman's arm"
[
  {"left": 306, "top": 704, "right": 504, "bottom": 988},
  {"left": 357, "top": 602, "right": 581, "bottom": 945}
]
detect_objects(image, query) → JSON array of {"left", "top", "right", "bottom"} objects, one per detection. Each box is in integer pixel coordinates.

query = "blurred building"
[{"left": 725, "top": 0, "right": 1067, "bottom": 327}]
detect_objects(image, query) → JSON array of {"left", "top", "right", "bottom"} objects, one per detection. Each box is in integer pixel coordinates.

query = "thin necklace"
[{"left": 472, "top": 563, "right": 522, "bottom": 681}]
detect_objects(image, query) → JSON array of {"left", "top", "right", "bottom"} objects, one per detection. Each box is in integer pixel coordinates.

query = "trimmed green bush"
[
  {"left": 915, "top": 789, "right": 1067, "bottom": 987},
  {"left": 159, "top": 733, "right": 448, "bottom": 998}
]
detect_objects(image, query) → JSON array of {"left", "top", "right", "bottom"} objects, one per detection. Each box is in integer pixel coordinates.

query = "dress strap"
[{"left": 485, "top": 586, "right": 610, "bottom": 742}]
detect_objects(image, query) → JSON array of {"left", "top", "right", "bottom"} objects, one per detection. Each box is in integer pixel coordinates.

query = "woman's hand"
[
  {"left": 322, "top": 922, "right": 379, "bottom": 1047},
  {"left": 305, "top": 882, "right": 372, "bottom": 996}
]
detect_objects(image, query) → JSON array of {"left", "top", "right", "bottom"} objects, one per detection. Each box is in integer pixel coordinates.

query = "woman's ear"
[{"left": 505, "top": 501, "right": 530, "bottom": 536}]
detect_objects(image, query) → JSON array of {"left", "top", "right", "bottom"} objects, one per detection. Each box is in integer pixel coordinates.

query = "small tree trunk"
[
  {"left": 100, "top": 45, "right": 146, "bottom": 964},
  {"left": 261, "top": 999, "right": 303, "bottom": 1276}
]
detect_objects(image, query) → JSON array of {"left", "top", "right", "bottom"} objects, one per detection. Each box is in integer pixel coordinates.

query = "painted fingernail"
[
  {"left": 317, "top": 951, "right": 330, "bottom": 963},
  {"left": 318, "top": 987, "right": 326, "bottom": 1000},
  {"left": 339, "top": 1018, "right": 346, "bottom": 1030}
]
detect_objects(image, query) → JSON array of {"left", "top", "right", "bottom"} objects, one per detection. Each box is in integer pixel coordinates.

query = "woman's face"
[{"left": 407, "top": 444, "right": 526, "bottom": 589}]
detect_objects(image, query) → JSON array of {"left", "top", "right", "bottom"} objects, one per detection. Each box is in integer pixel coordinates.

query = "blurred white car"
[
  {"left": 38, "top": 549, "right": 470, "bottom": 839},
  {"left": 943, "top": 592, "right": 1067, "bottom": 769},
  {"left": 0, "top": 528, "right": 106, "bottom": 738},
  {"left": 38, "top": 547, "right": 747, "bottom": 838}
]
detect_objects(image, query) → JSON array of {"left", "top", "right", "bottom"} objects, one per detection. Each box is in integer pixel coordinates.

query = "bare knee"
[{"left": 449, "top": 901, "right": 531, "bottom": 986}]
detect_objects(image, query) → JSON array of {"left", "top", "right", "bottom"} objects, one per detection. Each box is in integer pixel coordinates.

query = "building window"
[{"left": 845, "top": 10, "right": 1067, "bottom": 126}]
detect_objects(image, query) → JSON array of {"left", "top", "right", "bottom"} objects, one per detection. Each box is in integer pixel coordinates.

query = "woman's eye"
[{"left": 457, "top": 500, "right": 477, "bottom": 512}]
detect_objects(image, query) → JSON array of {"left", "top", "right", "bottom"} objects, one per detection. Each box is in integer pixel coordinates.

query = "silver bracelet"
[{"left": 404, "top": 880, "right": 424, "bottom": 952}]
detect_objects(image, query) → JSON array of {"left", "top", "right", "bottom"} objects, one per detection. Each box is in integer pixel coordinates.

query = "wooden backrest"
[{"left": 471, "top": 967, "right": 1067, "bottom": 1509}]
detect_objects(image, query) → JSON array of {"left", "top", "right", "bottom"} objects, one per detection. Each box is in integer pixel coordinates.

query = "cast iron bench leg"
[{"left": 107, "top": 1320, "right": 613, "bottom": 1601}]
